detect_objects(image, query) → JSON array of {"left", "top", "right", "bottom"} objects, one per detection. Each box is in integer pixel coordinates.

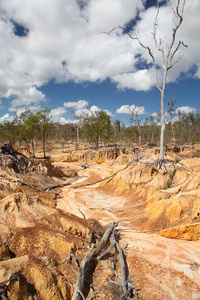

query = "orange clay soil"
[
  {"left": 55, "top": 159, "right": 200, "bottom": 300},
  {"left": 1, "top": 145, "right": 200, "bottom": 299}
]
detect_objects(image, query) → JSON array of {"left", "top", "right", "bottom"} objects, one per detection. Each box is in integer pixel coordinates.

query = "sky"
[{"left": 0, "top": 0, "right": 200, "bottom": 125}]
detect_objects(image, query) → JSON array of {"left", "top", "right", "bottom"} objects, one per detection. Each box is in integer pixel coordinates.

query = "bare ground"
[
  {"left": 55, "top": 161, "right": 200, "bottom": 300},
  {"left": 1, "top": 145, "right": 200, "bottom": 299}
]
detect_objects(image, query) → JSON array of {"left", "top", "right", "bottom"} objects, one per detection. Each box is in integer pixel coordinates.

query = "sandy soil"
[{"left": 55, "top": 161, "right": 200, "bottom": 300}]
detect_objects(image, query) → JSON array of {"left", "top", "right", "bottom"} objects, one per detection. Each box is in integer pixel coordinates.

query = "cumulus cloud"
[
  {"left": 13, "top": 105, "right": 42, "bottom": 116},
  {"left": 73, "top": 105, "right": 113, "bottom": 119},
  {"left": 116, "top": 104, "right": 145, "bottom": 115},
  {"left": 175, "top": 106, "right": 197, "bottom": 115},
  {"left": 0, "top": 0, "right": 200, "bottom": 115},
  {"left": 0, "top": 113, "right": 14, "bottom": 123},
  {"left": 64, "top": 100, "right": 88, "bottom": 110},
  {"left": 50, "top": 106, "right": 68, "bottom": 124},
  {"left": 104, "top": 109, "right": 114, "bottom": 118},
  {"left": 8, "top": 86, "right": 46, "bottom": 112}
]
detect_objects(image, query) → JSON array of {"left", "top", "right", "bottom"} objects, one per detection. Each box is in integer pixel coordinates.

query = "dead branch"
[
  {"left": 78, "top": 208, "right": 86, "bottom": 219},
  {"left": 66, "top": 280, "right": 86, "bottom": 300},
  {"left": 71, "top": 222, "right": 118, "bottom": 300},
  {"left": 72, "top": 161, "right": 135, "bottom": 189},
  {"left": 73, "top": 154, "right": 192, "bottom": 191},
  {"left": 18, "top": 180, "right": 71, "bottom": 192},
  {"left": 114, "top": 234, "right": 128, "bottom": 297},
  {"left": 0, "top": 272, "right": 25, "bottom": 286},
  {"left": 71, "top": 222, "right": 137, "bottom": 299},
  {"left": 40, "top": 182, "right": 71, "bottom": 192}
]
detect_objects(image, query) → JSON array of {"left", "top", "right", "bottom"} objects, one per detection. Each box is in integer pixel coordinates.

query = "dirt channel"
[
  {"left": 1, "top": 147, "right": 200, "bottom": 299},
  {"left": 56, "top": 161, "right": 200, "bottom": 300}
]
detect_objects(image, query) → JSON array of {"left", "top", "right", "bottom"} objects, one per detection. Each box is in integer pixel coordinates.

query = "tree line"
[{"left": 0, "top": 107, "right": 199, "bottom": 157}]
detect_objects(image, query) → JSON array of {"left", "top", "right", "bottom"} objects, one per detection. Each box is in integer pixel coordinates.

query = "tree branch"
[
  {"left": 71, "top": 222, "right": 118, "bottom": 300},
  {"left": 72, "top": 161, "right": 134, "bottom": 189}
]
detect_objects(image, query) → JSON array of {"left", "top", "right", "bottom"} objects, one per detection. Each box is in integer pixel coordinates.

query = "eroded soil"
[
  {"left": 56, "top": 161, "right": 200, "bottom": 300},
  {"left": 1, "top": 145, "right": 200, "bottom": 299}
]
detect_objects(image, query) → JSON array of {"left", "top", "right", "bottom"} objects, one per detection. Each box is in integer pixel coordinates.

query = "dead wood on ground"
[
  {"left": 71, "top": 222, "right": 137, "bottom": 300},
  {"left": 72, "top": 161, "right": 135, "bottom": 189},
  {"left": 18, "top": 180, "right": 71, "bottom": 192},
  {"left": 72, "top": 156, "right": 191, "bottom": 190}
]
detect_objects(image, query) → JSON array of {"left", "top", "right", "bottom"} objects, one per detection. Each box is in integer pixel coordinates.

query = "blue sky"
[{"left": 0, "top": 0, "right": 200, "bottom": 125}]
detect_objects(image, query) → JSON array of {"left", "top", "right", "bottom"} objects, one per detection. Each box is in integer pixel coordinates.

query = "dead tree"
[
  {"left": 106, "top": 0, "right": 187, "bottom": 161},
  {"left": 128, "top": 105, "right": 144, "bottom": 148},
  {"left": 70, "top": 222, "right": 137, "bottom": 300}
]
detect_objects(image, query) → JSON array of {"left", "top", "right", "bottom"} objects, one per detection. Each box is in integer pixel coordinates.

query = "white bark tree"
[
  {"left": 107, "top": 0, "right": 187, "bottom": 159},
  {"left": 128, "top": 105, "right": 144, "bottom": 147}
]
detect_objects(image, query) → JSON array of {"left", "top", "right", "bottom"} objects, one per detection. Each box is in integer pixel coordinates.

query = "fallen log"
[
  {"left": 71, "top": 222, "right": 137, "bottom": 299},
  {"left": 18, "top": 180, "right": 71, "bottom": 192},
  {"left": 71, "top": 222, "right": 118, "bottom": 300},
  {"left": 72, "top": 161, "right": 135, "bottom": 189}
]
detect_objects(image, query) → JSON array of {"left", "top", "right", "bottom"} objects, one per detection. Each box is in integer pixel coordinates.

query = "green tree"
[
  {"left": 2, "top": 120, "right": 20, "bottom": 145},
  {"left": 112, "top": 120, "right": 121, "bottom": 141},
  {"left": 83, "top": 110, "right": 111, "bottom": 148},
  {"left": 18, "top": 109, "right": 40, "bottom": 157},
  {"left": 36, "top": 108, "right": 52, "bottom": 158}
]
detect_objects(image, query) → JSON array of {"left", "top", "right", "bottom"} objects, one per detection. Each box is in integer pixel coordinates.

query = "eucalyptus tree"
[
  {"left": 107, "top": 0, "right": 187, "bottom": 160},
  {"left": 83, "top": 110, "right": 111, "bottom": 148},
  {"left": 167, "top": 98, "right": 177, "bottom": 145},
  {"left": 18, "top": 109, "right": 40, "bottom": 157},
  {"left": 36, "top": 108, "right": 53, "bottom": 158},
  {"left": 128, "top": 105, "right": 144, "bottom": 147}
]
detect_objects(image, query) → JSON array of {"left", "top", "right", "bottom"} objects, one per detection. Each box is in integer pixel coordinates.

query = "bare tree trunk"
[
  {"left": 160, "top": 68, "right": 167, "bottom": 159},
  {"left": 43, "top": 130, "right": 46, "bottom": 158},
  {"left": 77, "top": 126, "right": 79, "bottom": 143},
  {"left": 160, "top": 97, "right": 165, "bottom": 159},
  {"left": 106, "top": 0, "right": 187, "bottom": 160},
  {"left": 136, "top": 116, "right": 142, "bottom": 147},
  {"left": 31, "top": 138, "right": 35, "bottom": 158}
]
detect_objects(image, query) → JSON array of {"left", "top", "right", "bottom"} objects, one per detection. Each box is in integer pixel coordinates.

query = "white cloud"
[
  {"left": 8, "top": 86, "right": 46, "bottom": 111},
  {"left": 50, "top": 106, "right": 68, "bottom": 124},
  {"left": 113, "top": 68, "right": 155, "bottom": 91},
  {"left": 0, "top": 113, "right": 14, "bottom": 123},
  {"left": 13, "top": 105, "right": 42, "bottom": 116},
  {"left": 151, "top": 112, "right": 159, "bottom": 118},
  {"left": 175, "top": 106, "right": 196, "bottom": 115},
  {"left": 73, "top": 105, "right": 114, "bottom": 119},
  {"left": 0, "top": 0, "right": 200, "bottom": 114},
  {"left": 64, "top": 100, "right": 88, "bottom": 110},
  {"left": 116, "top": 104, "right": 145, "bottom": 115},
  {"left": 73, "top": 105, "right": 100, "bottom": 118},
  {"left": 104, "top": 109, "right": 114, "bottom": 118}
]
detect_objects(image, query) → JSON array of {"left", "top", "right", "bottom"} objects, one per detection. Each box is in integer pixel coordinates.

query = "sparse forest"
[{"left": 0, "top": 107, "right": 200, "bottom": 155}]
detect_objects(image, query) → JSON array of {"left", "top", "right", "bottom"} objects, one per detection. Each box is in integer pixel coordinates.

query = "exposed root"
[{"left": 72, "top": 156, "right": 192, "bottom": 190}]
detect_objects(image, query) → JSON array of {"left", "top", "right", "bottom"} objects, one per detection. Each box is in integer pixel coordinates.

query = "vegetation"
[
  {"left": 83, "top": 110, "right": 111, "bottom": 148},
  {"left": 1, "top": 108, "right": 200, "bottom": 152}
]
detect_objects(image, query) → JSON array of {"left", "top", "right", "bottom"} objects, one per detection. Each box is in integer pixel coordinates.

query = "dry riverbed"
[{"left": 56, "top": 161, "right": 200, "bottom": 300}]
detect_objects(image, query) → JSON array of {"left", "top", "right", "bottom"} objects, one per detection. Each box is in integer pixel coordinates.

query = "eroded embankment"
[
  {"left": 97, "top": 156, "right": 200, "bottom": 241},
  {"left": 1, "top": 145, "right": 200, "bottom": 299},
  {"left": 55, "top": 148, "right": 200, "bottom": 299}
]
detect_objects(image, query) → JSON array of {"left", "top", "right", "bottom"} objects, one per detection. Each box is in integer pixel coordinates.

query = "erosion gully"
[{"left": 55, "top": 161, "right": 200, "bottom": 300}]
